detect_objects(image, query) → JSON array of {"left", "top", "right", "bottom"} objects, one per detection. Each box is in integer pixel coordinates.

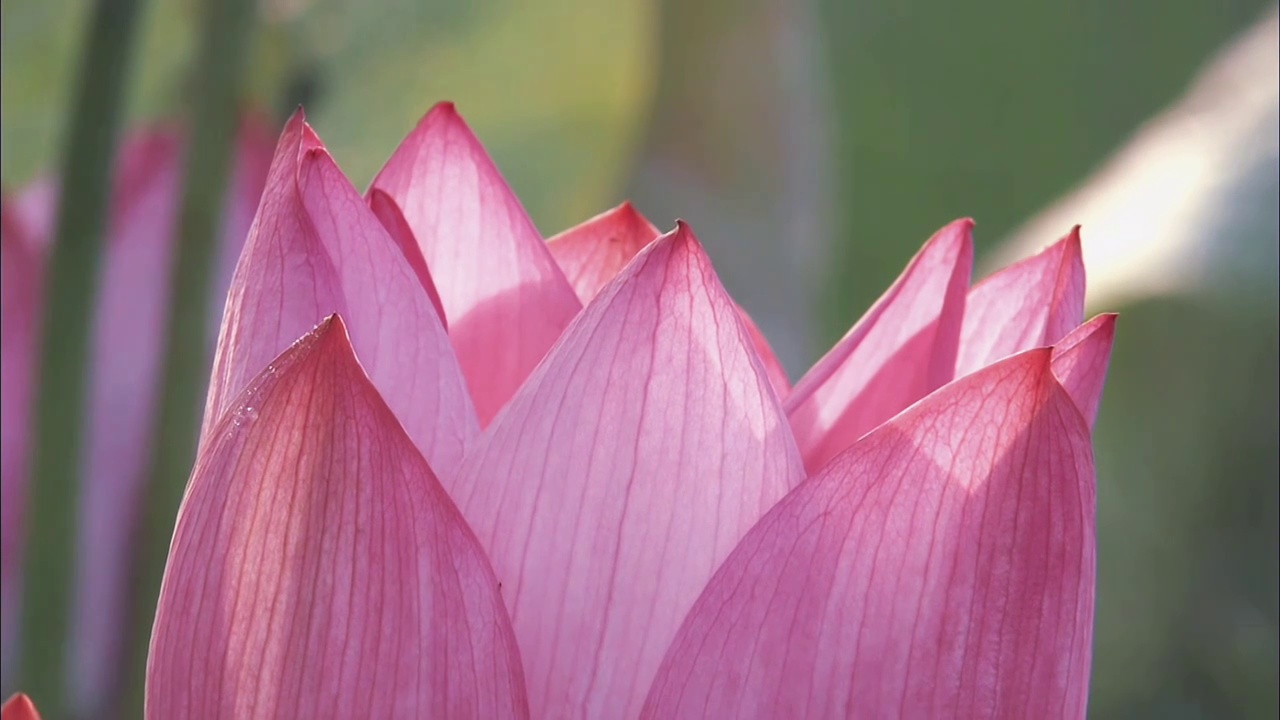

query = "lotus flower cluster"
[{"left": 10, "top": 103, "right": 1116, "bottom": 719}]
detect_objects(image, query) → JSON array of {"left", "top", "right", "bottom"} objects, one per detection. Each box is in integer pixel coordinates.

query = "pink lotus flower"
[
  {"left": 0, "top": 122, "right": 274, "bottom": 711},
  {"left": 145, "top": 104, "right": 1116, "bottom": 719}
]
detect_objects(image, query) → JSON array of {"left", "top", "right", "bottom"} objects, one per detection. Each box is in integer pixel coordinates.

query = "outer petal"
[
  {"left": 1051, "top": 314, "right": 1118, "bottom": 430},
  {"left": 205, "top": 111, "right": 477, "bottom": 480},
  {"left": 955, "top": 228, "right": 1085, "bottom": 378},
  {"left": 0, "top": 214, "right": 42, "bottom": 679},
  {"left": 147, "top": 316, "right": 528, "bottom": 720},
  {"left": 644, "top": 350, "right": 1098, "bottom": 719},
  {"left": 369, "top": 103, "right": 582, "bottom": 425},
  {"left": 1, "top": 694, "right": 40, "bottom": 720},
  {"left": 786, "top": 220, "right": 973, "bottom": 474},
  {"left": 547, "top": 202, "right": 792, "bottom": 396},
  {"left": 454, "top": 223, "right": 805, "bottom": 718}
]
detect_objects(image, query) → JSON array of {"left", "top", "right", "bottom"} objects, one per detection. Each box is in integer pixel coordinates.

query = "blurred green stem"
[
  {"left": 18, "top": 0, "right": 145, "bottom": 714},
  {"left": 121, "top": 0, "right": 259, "bottom": 714}
]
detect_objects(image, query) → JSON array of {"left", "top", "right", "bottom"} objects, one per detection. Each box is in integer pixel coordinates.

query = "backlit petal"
[
  {"left": 644, "top": 350, "right": 1097, "bottom": 718},
  {"left": 370, "top": 103, "right": 582, "bottom": 425},
  {"left": 1051, "top": 314, "right": 1118, "bottom": 430},
  {"left": 205, "top": 111, "right": 477, "bottom": 480},
  {"left": 546, "top": 201, "right": 661, "bottom": 303},
  {"left": 147, "top": 317, "right": 528, "bottom": 720},
  {"left": 548, "top": 203, "right": 792, "bottom": 396},
  {"left": 455, "top": 223, "right": 804, "bottom": 718},
  {"left": 786, "top": 220, "right": 973, "bottom": 473},
  {"left": 956, "top": 228, "right": 1085, "bottom": 377}
]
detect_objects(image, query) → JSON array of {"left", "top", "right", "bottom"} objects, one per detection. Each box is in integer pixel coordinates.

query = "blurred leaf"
[
  {"left": 816, "top": 0, "right": 1273, "bottom": 335},
  {"left": 282, "top": 0, "right": 658, "bottom": 232},
  {"left": 1, "top": 0, "right": 288, "bottom": 187}
]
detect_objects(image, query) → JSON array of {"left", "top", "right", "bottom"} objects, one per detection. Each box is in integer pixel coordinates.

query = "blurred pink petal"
[
  {"left": 0, "top": 123, "right": 273, "bottom": 709},
  {"left": 643, "top": 350, "right": 1098, "bottom": 718},
  {"left": 547, "top": 202, "right": 792, "bottom": 396},
  {"left": 147, "top": 316, "right": 527, "bottom": 720},
  {"left": 1051, "top": 313, "right": 1119, "bottom": 430},
  {"left": 1, "top": 694, "right": 40, "bottom": 720},
  {"left": 454, "top": 223, "right": 804, "bottom": 717},
  {"left": 786, "top": 220, "right": 973, "bottom": 473},
  {"left": 0, "top": 213, "right": 43, "bottom": 679},
  {"left": 370, "top": 103, "right": 582, "bottom": 425},
  {"left": 956, "top": 227, "right": 1085, "bottom": 377},
  {"left": 205, "top": 110, "right": 477, "bottom": 480}
]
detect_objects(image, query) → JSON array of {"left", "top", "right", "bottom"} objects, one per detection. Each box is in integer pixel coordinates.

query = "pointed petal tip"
[
  {"left": 283, "top": 106, "right": 307, "bottom": 131},
  {"left": 1050, "top": 313, "right": 1118, "bottom": 430},
  {"left": 1, "top": 694, "right": 40, "bottom": 720}
]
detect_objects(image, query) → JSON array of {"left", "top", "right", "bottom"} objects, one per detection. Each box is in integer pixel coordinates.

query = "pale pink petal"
[
  {"left": 956, "top": 227, "right": 1085, "bottom": 377},
  {"left": 1051, "top": 314, "right": 1118, "bottom": 430},
  {"left": 454, "top": 223, "right": 805, "bottom": 718},
  {"left": 147, "top": 316, "right": 528, "bottom": 719},
  {"left": 0, "top": 213, "right": 42, "bottom": 678},
  {"left": 786, "top": 220, "right": 973, "bottom": 473},
  {"left": 548, "top": 203, "right": 792, "bottom": 396},
  {"left": 367, "top": 188, "right": 447, "bottom": 327},
  {"left": 1, "top": 693, "right": 41, "bottom": 720},
  {"left": 546, "top": 201, "right": 661, "bottom": 303},
  {"left": 369, "top": 103, "right": 582, "bottom": 425},
  {"left": 644, "top": 350, "right": 1098, "bottom": 719},
  {"left": 205, "top": 110, "right": 477, "bottom": 480}
]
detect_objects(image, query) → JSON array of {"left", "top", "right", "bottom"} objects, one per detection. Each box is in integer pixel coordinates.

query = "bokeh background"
[{"left": 3, "top": 0, "right": 1277, "bottom": 717}]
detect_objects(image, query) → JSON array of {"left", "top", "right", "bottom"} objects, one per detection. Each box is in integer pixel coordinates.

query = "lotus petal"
[
  {"left": 786, "top": 220, "right": 973, "bottom": 473},
  {"left": 370, "top": 103, "right": 582, "bottom": 425},
  {"left": 147, "top": 316, "right": 528, "bottom": 719},
  {"left": 205, "top": 111, "right": 476, "bottom": 480},
  {"left": 455, "top": 223, "right": 804, "bottom": 718},
  {"left": 644, "top": 350, "right": 1098, "bottom": 719},
  {"left": 956, "top": 228, "right": 1085, "bottom": 377}
]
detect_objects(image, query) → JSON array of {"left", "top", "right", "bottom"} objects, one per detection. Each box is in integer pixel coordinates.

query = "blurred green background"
[{"left": 3, "top": 0, "right": 1277, "bottom": 717}]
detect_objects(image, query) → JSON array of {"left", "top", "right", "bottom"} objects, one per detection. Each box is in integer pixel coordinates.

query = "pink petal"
[
  {"left": 0, "top": 213, "right": 42, "bottom": 678},
  {"left": 547, "top": 203, "right": 792, "bottom": 396},
  {"left": 205, "top": 110, "right": 477, "bottom": 481},
  {"left": 453, "top": 223, "right": 805, "bottom": 718},
  {"left": 956, "top": 227, "right": 1085, "bottom": 378},
  {"left": 546, "top": 201, "right": 661, "bottom": 303},
  {"left": 1, "top": 694, "right": 40, "bottom": 720},
  {"left": 644, "top": 350, "right": 1098, "bottom": 718},
  {"left": 1051, "top": 314, "right": 1118, "bottom": 430},
  {"left": 367, "top": 189, "right": 448, "bottom": 327},
  {"left": 786, "top": 220, "right": 973, "bottom": 474},
  {"left": 369, "top": 103, "right": 582, "bottom": 425},
  {"left": 147, "top": 316, "right": 528, "bottom": 720}
]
